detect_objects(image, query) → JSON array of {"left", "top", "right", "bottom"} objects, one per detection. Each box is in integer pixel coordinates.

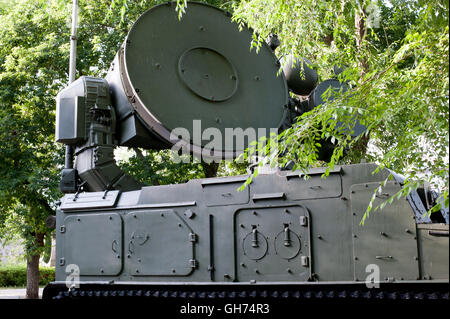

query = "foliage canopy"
[{"left": 230, "top": 0, "right": 449, "bottom": 219}]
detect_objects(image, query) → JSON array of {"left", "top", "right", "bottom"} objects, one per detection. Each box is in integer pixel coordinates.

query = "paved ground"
[{"left": 0, "top": 288, "right": 43, "bottom": 299}]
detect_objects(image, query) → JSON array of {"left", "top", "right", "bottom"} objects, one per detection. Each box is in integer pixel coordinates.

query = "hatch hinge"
[{"left": 189, "top": 233, "right": 197, "bottom": 243}]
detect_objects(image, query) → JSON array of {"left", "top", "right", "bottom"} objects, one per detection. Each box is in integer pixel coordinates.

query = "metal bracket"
[
  {"left": 72, "top": 181, "right": 87, "bottom": 202},
  {"left": 102, "top": 189, "right": 110, "bottom": 199},
  {"left": 389, "top": 169, "right": 431, "bottom": 223},
  {"left": 429, "top": 230, "right": 449, "bottom": 237}
]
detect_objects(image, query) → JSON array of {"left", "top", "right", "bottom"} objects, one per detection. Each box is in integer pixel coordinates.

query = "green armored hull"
[
  {"left": 44, "top": 163, "right": 449, "bottom": 299},
  {"left": 44, "top": 2, "right": 449, "bottom": 300}
]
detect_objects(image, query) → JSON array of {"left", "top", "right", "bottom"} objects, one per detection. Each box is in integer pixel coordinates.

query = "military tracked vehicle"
[{"left": 43, "top": 2, "right": 449, "bottom": 300}]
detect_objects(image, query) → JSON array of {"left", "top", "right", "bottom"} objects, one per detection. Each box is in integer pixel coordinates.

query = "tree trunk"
[
  {"left": 355, "top": 9, "right": 369, "bottom": 77},
  {"left": 26, "top": 232, "right": 44, "bottom": 299},
  {"left": 354, "top": 8, "right": 370, "bottom": 157}
]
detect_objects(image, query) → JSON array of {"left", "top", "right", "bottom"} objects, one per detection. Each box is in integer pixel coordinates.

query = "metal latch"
[
  {"left": 251, "top": 226, "right": 259, "bottom": 248},
  {"left": 376, "top": 255, "right": 393, "bottom": 260},
  {"left": 299, "top": 216, "right": 308, "bottom": 226},
  {"left": 301, "top": 256, "right": 309, "bottom": 267},
  {"left": 190, "top": 259, "right": 198, "bottom": 269},
  {"left": 252, "top": 192, "right": 285, "bottom": 201},
  {"left": 284, "top": 225, "right": 291, "bottom": 247}
]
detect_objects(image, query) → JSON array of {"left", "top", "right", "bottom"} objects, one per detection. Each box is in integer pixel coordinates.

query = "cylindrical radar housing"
[
  {"left": 308, "top": 79, "right": 366, "bottom": 137},
  {"left": 106, "top": 2, "right": 289, "bottom": 160},
  {"left": 282, "top": 55, "right": 318, "bottom": 96}
]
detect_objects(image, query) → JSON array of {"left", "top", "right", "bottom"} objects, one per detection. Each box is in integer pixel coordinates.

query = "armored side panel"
[
  {"left": 351, "top": 182, "right": 420, "bottom": 281},
  {"left": 416, "top": 224, "right": 450, "bottom": 280},
  {"left": 61, "top": 213, "right": 123, "bottom": 276},
  {"left": 51, "top": 164, "right": 448, "bottom": 292}
]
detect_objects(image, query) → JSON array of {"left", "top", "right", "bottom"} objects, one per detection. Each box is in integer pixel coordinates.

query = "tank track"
[
  {"left": 44, "top": 283, "right": 449, "bottom": 301},
  {"left": 52, "top": 289, "right": 449, "bottom": 300}
]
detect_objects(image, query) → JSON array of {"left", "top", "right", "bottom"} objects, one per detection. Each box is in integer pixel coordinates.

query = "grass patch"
[{"left": 0, "top": 265, "right": 55, "bottom": 287}]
